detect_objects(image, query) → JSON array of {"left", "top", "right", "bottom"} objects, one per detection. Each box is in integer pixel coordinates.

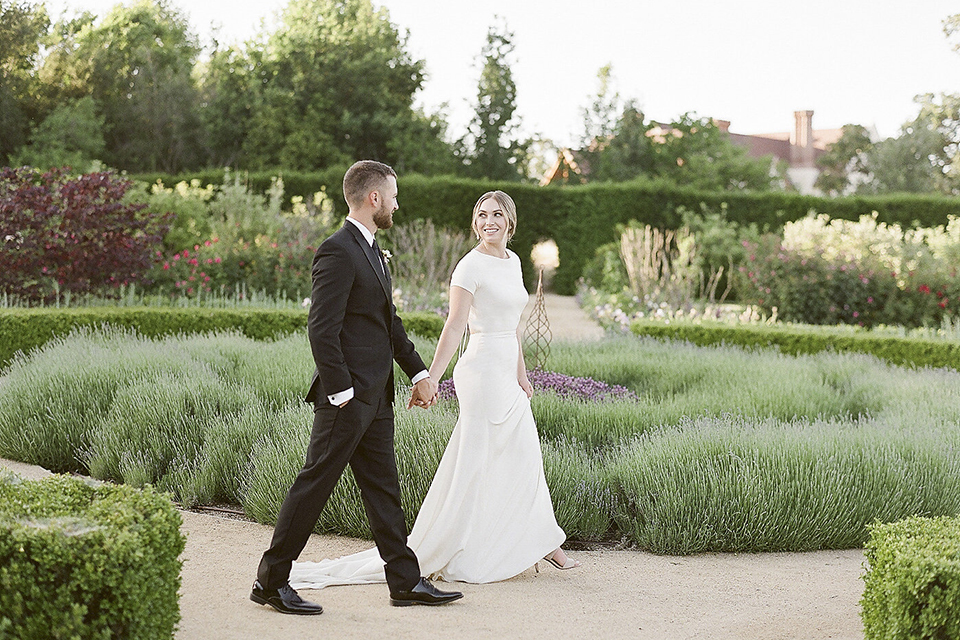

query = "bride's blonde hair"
[{"left": 471, "top": 191, "right": 517, "bottom": 241}]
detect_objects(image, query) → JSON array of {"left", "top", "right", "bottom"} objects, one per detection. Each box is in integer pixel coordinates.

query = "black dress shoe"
[
  {"left": 250, "top": 580, "right": 323, "bottom": 615},
  {"left": 390, "top": 577, "right": 463, "bottom": 607}
]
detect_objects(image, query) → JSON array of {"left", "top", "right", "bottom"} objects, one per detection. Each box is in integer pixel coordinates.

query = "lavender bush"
[
  {"left": 436, "top": 368, "right": 639, "bottom": 403},
  {"left": 7, "top": 329, "right": 960, "bottom": 552}
]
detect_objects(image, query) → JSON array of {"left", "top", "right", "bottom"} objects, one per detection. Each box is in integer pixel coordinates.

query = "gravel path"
[{"left": 1, "top": 295, "right": 866, "bottom": 639}]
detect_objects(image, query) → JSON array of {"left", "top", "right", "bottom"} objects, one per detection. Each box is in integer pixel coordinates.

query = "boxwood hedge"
[
  {"left": 0, "top": 307, "right": 444, "bottom": 369},
  {"left": 862, "top": 515, "right": 960, "bottom": 639},
  {"left": 0, "top": 473, "right": 185, "bottom": 639}
]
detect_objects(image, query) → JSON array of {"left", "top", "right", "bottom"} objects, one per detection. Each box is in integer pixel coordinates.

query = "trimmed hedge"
[
  {"left": 0, "top": 308, "right": 444, "bottom": 369},
  {"left": 132, "top": 170, "right": 960, "bottom": 294},
  {"left": 629, "top": 320, "right": 960, "bottom": 371},
  {"left": 397, "top": 310, "right": 445, "bottom": 342},
  {"left": 0, "top": 473, "right": 185, "bottom": 639},
  {"left": 862, "top": 516, "right": 960, "bottom": 639}
]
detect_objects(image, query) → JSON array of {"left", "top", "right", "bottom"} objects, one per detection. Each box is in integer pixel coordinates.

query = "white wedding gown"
[{"left": 289, "top": 248, "right": 566, "bottom": 588}]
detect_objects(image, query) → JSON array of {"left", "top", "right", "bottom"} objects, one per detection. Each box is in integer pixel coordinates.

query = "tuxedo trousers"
[{"left": 257, "top": 393, "right": 420, "bottom": 593}]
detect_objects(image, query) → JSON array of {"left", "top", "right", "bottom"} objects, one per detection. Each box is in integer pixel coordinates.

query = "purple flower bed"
[{"left": 436, "top": 369, "right": 638, "bottom": 403}]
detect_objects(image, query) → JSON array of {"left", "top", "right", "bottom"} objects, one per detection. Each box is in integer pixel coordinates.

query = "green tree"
[
  {"left": 460, "top": 18, "right": 526, "bottom": 181},
  {"left": 575, "top": 65, "right": 649, "bottom": 183},
  {"left": 10, "top": 95, "right": 105, "bottom": 169},
  {"left": 212, "top": 0, "right": 453, "bottom": 173},
  {"left": 574, "top": 65, "right": 773, "bottom": 190},
  {"left": 584, "top": 106, "right": 773, "bottom": 190},
  {"left": 857, "top": 94, "right": 960, "bottom": 195},
  {"left": 589, "top": 101, "right": 654, "bottom": 182},
  {"left": 912, "top": 93, "right": 959, "bottom": 195},
  {"left": 386, "top": 106, "right": 461, "bottom": 175},
  {"left": 652, "top": 113, "right": 774, "bottom": 191},
  {"left": 814, "top": 124, "right": 873, "bottom": 196},
  {"left": 580, "top": 64, "right": 621, "bottom": 148},
  {"left": 859, "top": 14, "right": 960, "bottom": 195},
  {"left": 39, "top": 0, "right": 204, "bottom": 172},
  {"left": 861, "top": 108, "right": 951, "bottom": 194},
  {"left": 198, "top": 44, "right": 259, "bottom": 169},
  {"left": 0, "top": 0, "right": 49, "bottom": 164}
]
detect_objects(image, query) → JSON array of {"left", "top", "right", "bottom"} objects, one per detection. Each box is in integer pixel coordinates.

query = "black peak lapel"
[{"left": 345, "top": 222, "right": 391, "bottom": 301}]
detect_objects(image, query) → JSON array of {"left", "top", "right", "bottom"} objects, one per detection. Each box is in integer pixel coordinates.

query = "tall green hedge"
[{"left": 132, "top": 171, "right": 960, "bottom": 294}]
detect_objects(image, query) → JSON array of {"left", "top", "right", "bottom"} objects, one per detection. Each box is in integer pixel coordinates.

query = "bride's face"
[{"left": 474, "top": 198, "right": 507, "bottom": 247}]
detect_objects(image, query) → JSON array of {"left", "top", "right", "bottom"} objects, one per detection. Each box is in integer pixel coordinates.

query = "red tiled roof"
[{"left": 727, "top": 133, "right": 792, "bottom": 161}]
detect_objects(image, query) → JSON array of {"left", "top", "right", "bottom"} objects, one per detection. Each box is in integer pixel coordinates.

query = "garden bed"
[{"left": 2, "top": 328, "right": 958, "bottom": 555}]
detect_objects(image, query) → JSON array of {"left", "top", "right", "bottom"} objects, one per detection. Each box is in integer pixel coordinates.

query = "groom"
[{"left": 251, "top": 160, "right": 462, "bottom": 614}]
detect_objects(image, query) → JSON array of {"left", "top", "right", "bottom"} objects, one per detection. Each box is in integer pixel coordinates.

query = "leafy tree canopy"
[
  {"left": 574, "top": 66, "right": 774, "bottom": 190},
  {"left": 39, "top": 0, "right": 204, "bottom": 172},
  {"left": 459, "top": 17, "right": 527, "bottom": 181},
  {"left": 214, "top": 0, "right": 456, "bottom": 174},
  {"left": 814, "top": 124, "right": 873, "bottom": 196},
  {"left": 0, "top": 0, "right": 49, "bottom": 162}
]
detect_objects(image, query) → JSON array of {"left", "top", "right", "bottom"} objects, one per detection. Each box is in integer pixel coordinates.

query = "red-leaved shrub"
[{"left": 0, "top": 167, "right": 171, "bottom": 302}]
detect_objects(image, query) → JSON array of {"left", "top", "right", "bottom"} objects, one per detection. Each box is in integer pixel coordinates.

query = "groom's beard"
[{"left": 373, "top": 202, "right": 394, "bottom": 230}]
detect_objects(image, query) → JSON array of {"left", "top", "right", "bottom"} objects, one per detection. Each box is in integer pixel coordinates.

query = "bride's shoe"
[{"left": 543, "top": 548, "right": 580, "bottom": 570}]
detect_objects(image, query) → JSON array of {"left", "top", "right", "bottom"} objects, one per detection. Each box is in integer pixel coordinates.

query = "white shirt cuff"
[
  {"left": 411, "top": 370, "right": 430, "bottom": 384},
  {"left": 328, "top": 387, "right": 354, "bottom": 406}
]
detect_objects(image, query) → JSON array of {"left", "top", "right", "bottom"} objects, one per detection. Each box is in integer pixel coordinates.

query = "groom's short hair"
[{"left": 343, "top": 160, "right": 397, "bottom": 208}]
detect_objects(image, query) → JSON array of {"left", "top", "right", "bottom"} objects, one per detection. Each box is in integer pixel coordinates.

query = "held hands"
[{"left": 407, "top": 376, "right": 437, "bottom": 410}]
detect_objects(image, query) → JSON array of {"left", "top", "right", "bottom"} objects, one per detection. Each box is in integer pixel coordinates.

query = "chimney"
[
  {"left": 714, "top": 119, "right": 731, "bottom": 133},
  {"left": 792, "top": 110, "right": 815, "bottom": 167}
]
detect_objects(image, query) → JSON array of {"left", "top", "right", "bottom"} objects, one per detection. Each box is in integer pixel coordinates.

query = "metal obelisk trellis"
[{"left": 523, "top": 269, "right": 551, "bottom": 370}]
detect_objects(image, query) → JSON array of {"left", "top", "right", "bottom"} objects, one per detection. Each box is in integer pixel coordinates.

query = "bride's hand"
[
  {"left": 407, "top": 378, "right": 436, "bottom": 409},
  {"left": 519, "top": 376, "right": 533, "bottom": 399}
]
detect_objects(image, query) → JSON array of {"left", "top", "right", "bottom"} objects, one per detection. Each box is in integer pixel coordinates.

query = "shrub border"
[
  {"left": 132, "top": 170, "right": 960, "bottom": 294},
  {"left": 0, "top": 307, "right": 443, "bottom": 369},
  {"left": 629, "top": 320, "right": 960, "bottom": 371}
]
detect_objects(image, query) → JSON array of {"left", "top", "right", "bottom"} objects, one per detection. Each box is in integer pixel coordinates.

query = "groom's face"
[{"left": 373, "top": 176, "right": 399, "bottom": 230}]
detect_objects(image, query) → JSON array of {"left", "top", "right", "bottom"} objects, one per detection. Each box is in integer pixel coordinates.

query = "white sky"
[{"left": 43, "top": 0, "right": 960, "bottom": 146}]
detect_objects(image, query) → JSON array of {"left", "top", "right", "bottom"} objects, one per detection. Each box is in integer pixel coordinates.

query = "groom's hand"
[{"left": 407, "top": 377, "right": 437, "bottom": 409}]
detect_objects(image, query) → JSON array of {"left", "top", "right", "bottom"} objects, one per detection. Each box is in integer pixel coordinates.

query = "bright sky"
[{"left": 43, "top": 0, "right": 960, "bottom": 147}]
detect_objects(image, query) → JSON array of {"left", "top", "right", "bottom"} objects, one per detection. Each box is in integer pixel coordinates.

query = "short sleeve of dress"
[{"left": 450, "top": 254, "right": 479, "bottom": 295}]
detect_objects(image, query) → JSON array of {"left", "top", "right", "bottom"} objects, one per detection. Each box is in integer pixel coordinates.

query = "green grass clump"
[{"left": 540, "top": 336, "right": 960, "bottom": 445}]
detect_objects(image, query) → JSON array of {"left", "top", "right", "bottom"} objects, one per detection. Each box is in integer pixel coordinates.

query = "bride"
[{"left": 289, "top": 190, "right": 578, "bottom": 589}]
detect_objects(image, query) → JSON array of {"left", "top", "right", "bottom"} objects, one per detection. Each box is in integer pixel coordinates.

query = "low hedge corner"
[
  {"left": 861, "top": 515, "right": 960, "bottom": 640},
  {"left": 0, "top": 473, "right": 185, "bottom": 639}
]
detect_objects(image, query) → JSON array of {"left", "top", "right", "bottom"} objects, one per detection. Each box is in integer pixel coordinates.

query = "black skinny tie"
[{"left": 371, "top": 238, "right": 386, "bottom": 275}]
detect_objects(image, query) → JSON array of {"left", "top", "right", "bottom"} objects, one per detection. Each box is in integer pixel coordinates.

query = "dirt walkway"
[
  {"left": 1, "top": 296, "right": 866, "bottom": 639},
  {"left": 521, "top": 292, "right": 606, "bottom": 342}
]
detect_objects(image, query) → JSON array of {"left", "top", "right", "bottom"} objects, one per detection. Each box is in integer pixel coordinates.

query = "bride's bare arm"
[{"left": 427, "top": 285, "right": 473, "bottom": 381}]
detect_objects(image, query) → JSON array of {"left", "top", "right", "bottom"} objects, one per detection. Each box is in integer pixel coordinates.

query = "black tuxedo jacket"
[{"left": 305, "top": 222, "right": 426, "bottom": 406}]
